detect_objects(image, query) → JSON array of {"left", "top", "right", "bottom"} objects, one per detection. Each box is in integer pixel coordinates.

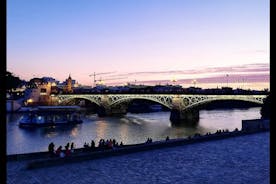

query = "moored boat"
[{"left": 18, "top": 106, "right": 83, "bottom": 128}]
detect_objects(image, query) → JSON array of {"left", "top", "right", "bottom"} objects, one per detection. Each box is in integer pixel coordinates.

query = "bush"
[{"left": 260, "top": 94, "right": 270, "bottom": 119}]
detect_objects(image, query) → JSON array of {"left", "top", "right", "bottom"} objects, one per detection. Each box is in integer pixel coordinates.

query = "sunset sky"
[{"left": 7, "top": 0, "right": 269, "bottom": 90}]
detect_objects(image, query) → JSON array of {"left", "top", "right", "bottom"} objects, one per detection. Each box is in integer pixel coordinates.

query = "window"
[{"left": 40, "top": 88, "right": 47, "bottom": 95}]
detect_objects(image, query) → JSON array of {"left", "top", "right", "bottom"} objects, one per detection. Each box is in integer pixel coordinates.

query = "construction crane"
[{"left": 89, "top": 72, "right": 116, "bottom": 87}]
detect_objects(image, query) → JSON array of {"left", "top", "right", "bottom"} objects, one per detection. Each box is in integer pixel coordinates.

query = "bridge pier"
[{"left": 170, "top": 108, "right": 199, "bottom": 126}]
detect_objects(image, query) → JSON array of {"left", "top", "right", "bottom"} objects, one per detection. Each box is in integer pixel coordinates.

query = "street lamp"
[
  {"left": 192, "top": 80, "right": 197, "bottom": 87},
  {"left": 226, "top": 74, "right": 229, "bottom": 87},
  {"left": 27, "top": 99, "right": 33, "bottom": 106}
]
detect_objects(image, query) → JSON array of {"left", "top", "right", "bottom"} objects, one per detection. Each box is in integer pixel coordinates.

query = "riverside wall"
[{"left": 7, "top": 119, "right": 269, "bottom": 169}]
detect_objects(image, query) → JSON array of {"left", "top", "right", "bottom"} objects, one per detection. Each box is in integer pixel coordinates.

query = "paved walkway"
[{"left": 7, "top": 132, "right": 269, "bottom": 184}]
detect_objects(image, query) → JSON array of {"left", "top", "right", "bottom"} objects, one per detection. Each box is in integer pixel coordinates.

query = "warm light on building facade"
[{"left": 27, "top": 99, "right": 33, "bottom": 104}]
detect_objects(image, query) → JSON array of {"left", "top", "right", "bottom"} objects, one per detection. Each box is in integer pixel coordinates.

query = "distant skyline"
[{"left": 7, "top": 0, "right": 269, "bottom": 89}]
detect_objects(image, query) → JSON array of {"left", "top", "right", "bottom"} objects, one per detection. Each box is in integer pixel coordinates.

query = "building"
[
  {"left": 63, "top": 74, "right": 73, "bottom": 93},
  {"left": 24, "top": 77, "right": 60, "bottom": 105},
  {"left": 25, "top": 82, "right": 52, "bottom": 105}
]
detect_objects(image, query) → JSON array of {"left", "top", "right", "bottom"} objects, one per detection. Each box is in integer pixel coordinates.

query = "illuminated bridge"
[{"left": 55, "top": 94, "right": 266, "bottom": 124}]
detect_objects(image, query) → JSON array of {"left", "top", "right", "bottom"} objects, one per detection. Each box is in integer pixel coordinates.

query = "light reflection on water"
[{"left": 6, "top": 107, "right": 261, "bottom": 154}]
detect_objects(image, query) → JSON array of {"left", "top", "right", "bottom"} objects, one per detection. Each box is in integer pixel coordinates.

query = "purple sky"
[{"left": 7, "top": 0, "right": 269, "bottom": 89}]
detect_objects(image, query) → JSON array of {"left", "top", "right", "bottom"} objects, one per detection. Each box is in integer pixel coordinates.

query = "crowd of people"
[
  {"left": 48, "top": 142, "right": 75, "bottom": 158},
  {"left": 47, "top": 128, "right": 243, "bottom": 158},
  {"left": 145, "top": 138, "right": 153, "bottom": 144},
  {"left": 48, "top": 139, "right": 125, "bottom": 158},
  {"left": 83, "top": 139, "right": 124, "bottom": 150}
]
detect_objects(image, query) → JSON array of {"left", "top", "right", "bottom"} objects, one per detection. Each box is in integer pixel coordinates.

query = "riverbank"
[
  {"left": 7, "top": 108, "right": 263, "bottom": 155},
  {"left": 7, "top": 131, "right": 269, "bottom": 184},
  {"left": 7, "top": 127, "right": 269, "bottom": 168}
]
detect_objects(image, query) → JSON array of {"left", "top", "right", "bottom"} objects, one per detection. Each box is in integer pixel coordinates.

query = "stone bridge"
[{"left": 55, "top": 94, "right": 266, "bottom": 125}]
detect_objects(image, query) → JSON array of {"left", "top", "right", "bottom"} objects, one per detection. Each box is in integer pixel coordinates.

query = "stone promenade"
[{"left": 7, "top": 132, "right": 269, "bottom": 184}]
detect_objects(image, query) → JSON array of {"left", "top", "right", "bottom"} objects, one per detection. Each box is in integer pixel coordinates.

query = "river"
[{"left": 6, "top": 107, "right": 261, "bottom": 154}]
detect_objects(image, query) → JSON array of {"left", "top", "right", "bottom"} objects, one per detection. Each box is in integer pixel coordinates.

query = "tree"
[
  {"left": 260, "top": 94, "right": 270, "bottom": 119},
  {"left": 6, "top": 71, "right": 22, "bottom": 92}
]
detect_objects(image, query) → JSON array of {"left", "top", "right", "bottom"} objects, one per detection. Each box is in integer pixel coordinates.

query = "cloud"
[
  {"left": 106, "top": 63, "right": 269, "bottom": 78},
  {"left": 105, "top": 63, "right": 269, "bottom": 87},
  {"left": 236, "top": 49, "right": 268, "bottom": 54},
  {"left": 147, "top": 74, "right": 267, "bottom": 84}
]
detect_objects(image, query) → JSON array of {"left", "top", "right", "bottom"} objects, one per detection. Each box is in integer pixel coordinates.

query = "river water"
[{"left": 7, "top": 107, "right": 261, "bottom": 154}]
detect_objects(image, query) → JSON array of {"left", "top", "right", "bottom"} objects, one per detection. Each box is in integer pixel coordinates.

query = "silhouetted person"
[
  {"left": 70, "top": 142, "right": 75, "bottom": 153},
  {"left": 113, "top": 139, "right": 116, "bottom": 146},
  {"left": 98, "top": 139, "right": 104, "bottom": 148},
  {"left": 166, "top": 136, "right": 170, "bottom": 141},
  {"left": 71, "top": 142, "right": 74, "bottom": 149},
  {"left": 146, "top": 138, "right": 152, "bottom": 144},
  {"left": 108, "top": 140, "right": 113, "bottom": 148},
  {"left": 91, "top": 140, "right": 95, "bottom": 148},
  {"left": 55, "top": 146, "right": 62, "bottom": 156},
  {"left": 84, "top": 142, "right": 89, "bottom": 149},
  {"left": 66, "top": 142, "right": 70, "bottom": 149},
  {"left": 48, "top": 142, "right": 55, "bottom": 156},
  {"left": 65, "top": 145, "right": 70, "bottom": 157}
]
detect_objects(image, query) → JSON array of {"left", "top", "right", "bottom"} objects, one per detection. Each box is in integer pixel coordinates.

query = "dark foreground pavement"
[{"left": 7, "top": 132, "right": 269, "bottom": 184}]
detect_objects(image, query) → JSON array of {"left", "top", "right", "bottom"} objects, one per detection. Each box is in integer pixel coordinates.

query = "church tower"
[{"left": 64, "top": 74, "right": 73, "bottom": 93}]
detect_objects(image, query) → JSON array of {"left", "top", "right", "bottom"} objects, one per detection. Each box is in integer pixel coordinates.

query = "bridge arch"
[
  {"left": 183, "top": 97, "right": 264, "bottom": 111},
  {"left": 108, "top": 95, "right": 173, "bottom": 109},
  {"left": 58, "top": 96, "right": 102, "bottom": 107}
]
